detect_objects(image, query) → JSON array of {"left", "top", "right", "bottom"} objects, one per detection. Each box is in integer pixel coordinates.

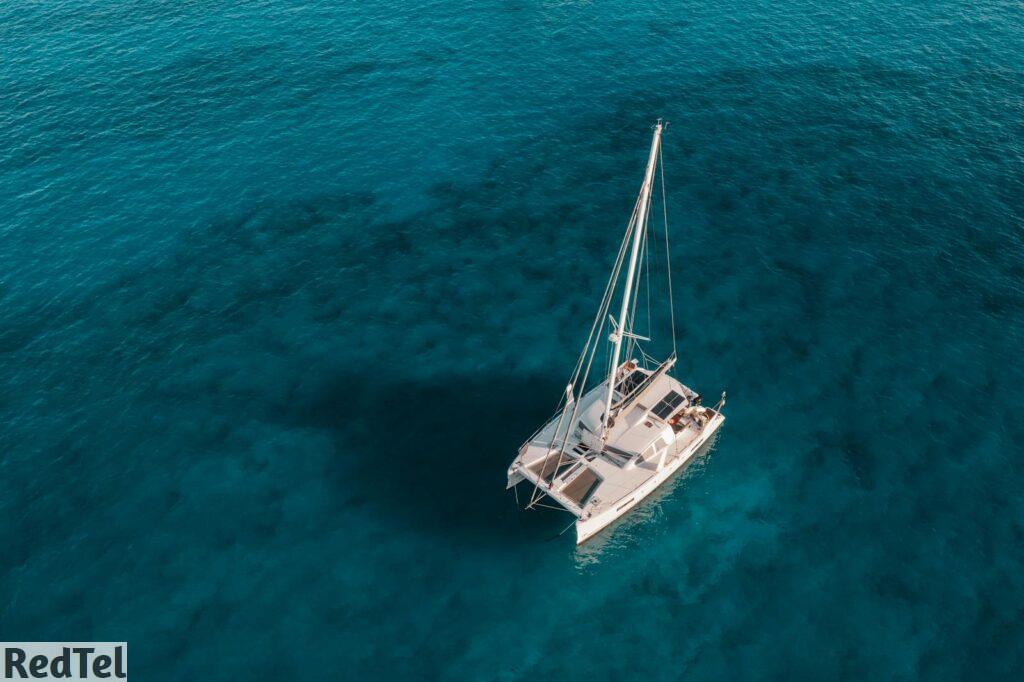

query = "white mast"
[{"left": 601, "top": 121, "right": 663, "bottom": 440}]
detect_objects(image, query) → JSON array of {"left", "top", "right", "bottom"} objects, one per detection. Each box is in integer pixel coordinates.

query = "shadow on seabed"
[{"left": 287, "top": 370, "right": 572, "bottom": 546}]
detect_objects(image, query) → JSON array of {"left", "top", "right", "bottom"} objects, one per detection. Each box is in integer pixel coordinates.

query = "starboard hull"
[{"left": 574, "top": 412, "right": 725, "bottom": 545}]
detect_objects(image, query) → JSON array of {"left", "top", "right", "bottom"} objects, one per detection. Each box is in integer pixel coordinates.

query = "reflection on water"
[{"left": 575, "top": 432, "right": 722, "bottom": 567}]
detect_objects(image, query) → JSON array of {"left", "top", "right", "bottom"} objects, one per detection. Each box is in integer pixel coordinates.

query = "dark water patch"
[{"left": 288, "top": 371, "right": 567, "bottom": 543}]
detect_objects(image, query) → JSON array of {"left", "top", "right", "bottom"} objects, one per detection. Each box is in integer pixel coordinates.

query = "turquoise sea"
[{"left": 2, "top": 0, "right": 1023, "bottom": 678}]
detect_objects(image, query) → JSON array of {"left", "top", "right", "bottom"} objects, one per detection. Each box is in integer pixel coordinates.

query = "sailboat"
[{"left": 507, "top": 120, "right": 726, "bottom": 545}]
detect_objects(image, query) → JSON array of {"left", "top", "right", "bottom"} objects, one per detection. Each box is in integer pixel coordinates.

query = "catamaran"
[{"left": 507, "top": 120, "right": 726, "bottom": 544}]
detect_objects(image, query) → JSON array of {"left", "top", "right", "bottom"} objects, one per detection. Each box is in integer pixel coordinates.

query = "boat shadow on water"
[{"left": 292, "top": 371, "right": 576, "bottom": 546}]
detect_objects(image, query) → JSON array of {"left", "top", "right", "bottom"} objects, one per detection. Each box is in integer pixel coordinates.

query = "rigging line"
[
  {"left": 569, "top": 228, "right": 627, "bottom": 387},
  {"left": 531, "top": 130, "right": 660, "bottom": 507},
  {"left": 531, "top": 501, "right": 575, "bottom": 514},
  {"left": 570, "top": 219, "right": 634, "bottom": 414},
  {"left": 628, "top": 176, "right": 656, "bottom": 364},
  {"left": 555, "top": 209, "right": 635, "bottom": 411},
  {"left": 571, "top": 193, "right": 642, "bottom": 390},
  {"left": 557, "top": 215, "right": 633, "bottom": 428},
  {"left": 557, "top": 517, "right": 578, "bottom": 536},
  {"left": 567, "top": 196, "right": 642, "bottom": 444},
  {"left": 528, "top": 197, "right": 642, "bottom": 507},
  {"left": 529, "top": 127, "right": 668, "bottom": 510},
  {"left": 559, "top": 188, "right": 644, "bottom": 401},
  {"left": 659, "top": 144, "right": 677, "bottom": 359}
]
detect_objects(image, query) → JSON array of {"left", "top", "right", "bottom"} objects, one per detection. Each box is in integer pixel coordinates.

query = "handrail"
[{"left": 518, "top": 407, "right": 567, "bottom": 453}]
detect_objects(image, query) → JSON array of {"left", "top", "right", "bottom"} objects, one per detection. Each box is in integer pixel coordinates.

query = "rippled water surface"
[{"left": 2, "top": 0, "right": 1023, "bottom": 678}]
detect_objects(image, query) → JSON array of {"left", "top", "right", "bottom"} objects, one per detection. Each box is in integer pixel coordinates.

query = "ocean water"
[{"left": 2, "top": 0, "right": 1023, "bottom": 678}]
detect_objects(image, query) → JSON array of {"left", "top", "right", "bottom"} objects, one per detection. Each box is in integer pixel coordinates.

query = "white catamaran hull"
[{"left": 574, "top": 412, "right": 724, "bottom": 544}]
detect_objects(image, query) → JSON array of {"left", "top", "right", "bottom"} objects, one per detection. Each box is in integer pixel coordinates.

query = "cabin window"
[
  {"left": 616, "top": 369, "right": 649, "bottom": 396},
  {"left": 651, "top": 391, "right": 685, "bottom": 420}
]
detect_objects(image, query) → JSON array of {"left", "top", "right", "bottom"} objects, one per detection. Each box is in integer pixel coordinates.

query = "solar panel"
[{"left": 651, "top": 391, "right": 684, "bottom": 419}]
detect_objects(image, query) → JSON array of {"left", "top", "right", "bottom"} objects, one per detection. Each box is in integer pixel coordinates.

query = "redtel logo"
[{"left": 1, "top": 644, "right": 126, "bottom": 680}]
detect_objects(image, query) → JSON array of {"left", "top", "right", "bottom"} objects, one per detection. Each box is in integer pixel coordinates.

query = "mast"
[{"left": 601, "top": 121, "right": 663, "bottom": 440}]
